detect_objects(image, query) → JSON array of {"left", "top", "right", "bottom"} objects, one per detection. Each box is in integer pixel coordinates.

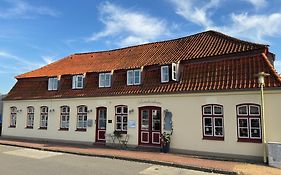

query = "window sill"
[
  {"left": 202, "top": 136, "right": 224, "bottom": 141},
  {"left": 25, "top": 126, "right": 33, "bottom": 129},
  {"left": 9, "top": 125, "right": 16, "bottom": 128},
  {"left": 59, "top": 128, "right": 69, "bottom": 131},
  {"left": 76, "top": 128, "right": 86, "bottom": 132},
  {"left": 38, "top": 127, "right": 47, "bottom": 130},
  {"left": 237, "top": 138, "right": 262, "bottom": 143}
]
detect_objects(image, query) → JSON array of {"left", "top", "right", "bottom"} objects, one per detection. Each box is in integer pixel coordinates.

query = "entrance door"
[
  {"left": 139, "top": 106, "right": 161, "bottom": 147},
  {"left": 96, "top": 107, "right": 107, "bottom": 143}
]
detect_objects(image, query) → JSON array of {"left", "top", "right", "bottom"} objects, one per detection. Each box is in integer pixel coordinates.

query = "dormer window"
[
  {"left": 72, "top": 75, "right": 84, "bottom": 89},
  {"left": 99, "top": 73, "right": 111, "bottom": 87},
  {"left": 127, "top": 69, "right": 141, "bottom": 85},
  {"left": 48, "top": 77, "right": 58, "bottom": 91},
  {"left": 161, "top": 66, "right": 169, "bottom": 83}
]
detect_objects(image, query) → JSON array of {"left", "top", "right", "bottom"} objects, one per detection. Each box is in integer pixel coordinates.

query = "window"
[
  {"left": 40, "top": 106, "right": 48, "bottom": 129},
  {"left": 60, "top": 106, "right": 70, "bottom": 130},
  {"left": 99, "top": 73, "right": 111, "bottom": 87},
  {"left": 77, "top": 105, "right": 87, "bottom": 131},
  {"left": 171, "top": 63, "right": 179, "bottom": 81},
  {"left": 48, "top": 77, "right": 58, "bottom": 91},
  {"left": 72, "top": 75, "right": 84, "bottom": 89},
  {"left": 237, "top": 104, "right": 261, "bottom": 142},
  {"left": 161, "top": 66, "right": 169, "bottom": 83},
  {"left": 10, "top": 107, "right": 17, "bottom": 127},
  {"left": 127, "top": 69, "right": 141, "bottom": 85},
  {"left": 115, "top": 105, "right": 128, "bottom": 133},
  {"left": 26, "top": 106, "right": 34, "bottom": 128},
  {"left": 202, "top": 104, "right": 224, "bottom": 140}
]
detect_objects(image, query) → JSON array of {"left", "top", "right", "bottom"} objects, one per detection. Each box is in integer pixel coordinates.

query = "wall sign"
[{"left": 128, "top": 120, "right": 136, "bottom": 128}]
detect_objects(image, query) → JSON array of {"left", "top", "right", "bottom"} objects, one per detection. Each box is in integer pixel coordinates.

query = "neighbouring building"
[{"left": 2, "top": 30, "right": 281, "bottom": 161}]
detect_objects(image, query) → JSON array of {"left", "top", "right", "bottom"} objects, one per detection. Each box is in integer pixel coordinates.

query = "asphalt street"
[{"left": 0, "top": 145, "right": 220, "bottom": 175}]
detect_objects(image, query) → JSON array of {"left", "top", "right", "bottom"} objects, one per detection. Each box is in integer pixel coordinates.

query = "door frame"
[
  {"left": 95, "top": 107, "right": 107, "bottom": 143},
  {"left": 138, "top": 106, "right": 162, "bottom": 147}
]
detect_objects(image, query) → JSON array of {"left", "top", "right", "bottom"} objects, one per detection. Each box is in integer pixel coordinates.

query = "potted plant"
[{"left": 161, "top": 132, "right": 172, "bottom": 153}]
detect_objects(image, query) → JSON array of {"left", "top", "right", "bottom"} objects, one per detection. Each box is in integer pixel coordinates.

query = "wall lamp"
[
  {"left": 16, "top": 109, "right": 22, "bottom": 113},
  {"left": 87, "top": 109, "right": 93, "bottom": 113},
  {"left": 129, "top": 109, "right": 134, "bottom": 114},
  {"left": 49, "top": 109, "right": 55, "bottom": 112}
]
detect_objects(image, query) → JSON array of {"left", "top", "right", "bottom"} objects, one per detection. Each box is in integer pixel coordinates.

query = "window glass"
[
  {"left": 161, "top": 66, "right": 169, "bottom": 83},
  {"left": 203, "top": 106, "right": 212, "bottom": 115},
  {"left": 249, "top": 105, "right": 260, "bottom": 115},
  {"left": 238, "top": 105, "right": 248, "bottom": 115},
  {"left": 115, "top": 106, "right": 128, "bottom": 132},
  {"left": 48, "top": 77, "right": 58, "bottom": 91},
  {"left": 213, "top": 106, "right": 223, "bottom": 115},
  {"left": 98, "top": 108, "right": 106, "bottom": 129},
  {"left": 141, "top": 110, "right": 149, "bottom": 130},
  {"left": 152, "top": 110, "right": 161, "bottom": 131},
  {"left": 204, "top": 118, "right": 213, "bottom": 136},
  {"left": 127, "top": 70, "right": 134, "bottom": 85},
  {"left": 134, "top": 70, "right": 141, "bottom": 84}
]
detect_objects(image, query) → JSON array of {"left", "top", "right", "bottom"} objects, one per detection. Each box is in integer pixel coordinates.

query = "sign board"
[
  {"left": 128, "top": 120, "right": 136, "bottom": 128},
  {"left": 87, "top": 119, "right": 93, "bottom": 127}
]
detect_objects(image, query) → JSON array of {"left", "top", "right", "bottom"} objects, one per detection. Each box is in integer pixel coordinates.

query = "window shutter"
[
  {"left": 108, "top": 73, "right": 111, "bottom": 87},
  {"left": 72, "top": 76, "right": 76, "bottom": 89},
  {"left": 99, "top": 74, "right": 103, "bottom": 87},
  {"left": 172, "top": 63, "right": 178, "bottom": 81},
  {"left": 48, "top": 78, "right": 52, "bottom": 90}
]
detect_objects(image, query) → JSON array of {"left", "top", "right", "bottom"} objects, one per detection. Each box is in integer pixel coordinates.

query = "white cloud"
[
  {"left": 0, "top": 0, "right": 59, "bottom": 19},
  {"left": 88, "top": 2, "right": 169, "bottom": 47},
  {"left": 42, "top": 56, "right": 55, "bottom": 64},
  {"left": 243, "top": 0, "right": 267, "bottom": 9},
  {"left": 168, "top": 0, "right": 220, "bottom": 28},
  {"left": 210, "top": 12, "right": 281, "bottom": 43}
]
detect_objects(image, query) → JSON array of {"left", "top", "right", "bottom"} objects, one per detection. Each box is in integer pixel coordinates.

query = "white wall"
[{"left": 2, "top": 90, "right": 281, "bottom": 158}]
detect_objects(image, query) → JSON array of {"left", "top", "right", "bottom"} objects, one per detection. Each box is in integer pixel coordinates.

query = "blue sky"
[{"left": 1, "top": 0, "right": 281, "bottom": 94}]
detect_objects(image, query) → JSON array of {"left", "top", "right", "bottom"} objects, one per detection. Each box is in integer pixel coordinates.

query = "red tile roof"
[
  {"left": 5, "top": 30, "right": 281, "bottom": 101},
  {"left": 16, "top": 30, "right": 267, "bottom": 79}
]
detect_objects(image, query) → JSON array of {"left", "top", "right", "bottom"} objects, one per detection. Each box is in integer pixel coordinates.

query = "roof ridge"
[{"left": 73, "top": 30, "right": 214, "bottom": 55}]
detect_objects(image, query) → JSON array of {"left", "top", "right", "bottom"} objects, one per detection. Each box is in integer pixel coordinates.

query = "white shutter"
[
  {"left": 172, "top": 63, "right": 178, "bottom": 81},
  {"left": 48, "top": 78, "right": 52, "bottom": 90},
  {"left": 72, "top": 75, "right": 76, "bottom": 89},
  {"left": 99, "top": 74, "right": 103, "bottom": 87},
  {"left": 53, "top": 78, "right": 58, "bottom": 90}
]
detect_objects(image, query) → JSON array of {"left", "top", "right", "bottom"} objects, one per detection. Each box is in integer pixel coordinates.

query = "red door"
[
  {"left": 139, "top": 106, "right": 161, "bottom": 147},
  {"left": 95, "top": 107, "right": 107, "bottom": 143}
]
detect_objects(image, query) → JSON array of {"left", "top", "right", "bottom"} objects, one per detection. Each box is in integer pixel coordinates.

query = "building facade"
[{"left": 3, "top": 31, "right": 281, "bottom": 160}]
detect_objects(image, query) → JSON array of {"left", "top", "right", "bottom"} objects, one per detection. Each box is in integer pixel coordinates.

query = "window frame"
[
  {"left": 60, "top": 106, "right": 70, "bottom": 130},
  {"left": 72, "top": 74, "right": 84, "bottom": 89},
  {"left": 76, "top": 105, "right": 87, "bottom": 131},
  {"left": 202, "top": 104, "right": 224, "bottom": 140},
  {"left": 39, "top": 106, "right": 48, "bottom": 129},
  {"left": 48, "top": 77, "right": 58, "bottom": 91},
  {"left": 236, "top": 104, "right": 262, "bottom": 143},
  {"left": 10, "top": 106, "right": 17, "bottom": 128},
  {"left": 127, "top": 69, "right": 141, "bottom": 85},
  {"left": 115, "top": 105, "right": 128, "bottom": 133},
  {"left": 161, "top": 65, "right": 169, "bottom": 83},
  {"left": 171, "top": 63, "right": 179, "bottom": 81},
  {"left": 26, "top": 106, "right": 34, "bottom": 129},
  {"left": 99, "top": 72, "right": 111, "bottom": 88}
]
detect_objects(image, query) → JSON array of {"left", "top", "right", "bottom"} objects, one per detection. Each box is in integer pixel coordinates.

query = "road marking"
[
  {"left": 139, "top": 165, "right": 221, "bottom": 175},
  {"left": 3, "top": 148, "right": 63, "bottom": 159}
]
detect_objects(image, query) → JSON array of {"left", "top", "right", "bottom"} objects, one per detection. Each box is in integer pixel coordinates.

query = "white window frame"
[
  {"left": 161, "top": 66, "right": 169, "bottom": 83},
  {"left": 213, "top": 105, "right": 223, "bottom": 115},
  {"left": 27, "top": 106, "right": 34, "bottom": 128},
  {"left": 99, "top": 72, "right": 111, "bottom": 88},
  {"left": 115, "top": 106, "right": 128, "bottom": 132},
  {"left": 171, "top": 63, "right": 179, "bottom": 81},
  {"left": 238, "top": 118, "right": 249, "bottom": 138},
  {"left": 60, "top": 106, "right": 70, "bottom": 129},
  {"left": 203, "top": 117, "right": 213, "bottom": 136},
  {"left": 203, "top": 105, "right": 212, "bottom": 115},
  {"left": 77, "top": 106, "right": 87, "bottom": 129},
  {"left": 72, "top": 75, "right": 84, "bottom": 89},
  {"left": 127, "top": 69, "right": 141, "bottom": 85},
  {"left": 249, "top": 118, "right": 261, "bottom": 139},
  {"left": 249, "top": 105, "right": 260, "bottom": 116},
  {"left": 48, "top": 77, "right": 58, "bottom": 91},
  {"left": 213, "top": 117, "right": 224, "bottom": 137},
  {"left": 237, "top": 105, "right": 248, "bottom": 116},
  {"left": 40, "top": 106, "right": 48, "bottom": 128}
]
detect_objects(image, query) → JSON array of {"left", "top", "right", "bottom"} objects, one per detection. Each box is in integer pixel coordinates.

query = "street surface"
[{"left": 0, "top": 145, "right": 220, "bottom": 175}]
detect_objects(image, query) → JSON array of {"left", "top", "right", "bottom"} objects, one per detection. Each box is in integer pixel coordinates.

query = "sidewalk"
[{"left": 0, "top": 138, "right": 280, "bottom": 175}]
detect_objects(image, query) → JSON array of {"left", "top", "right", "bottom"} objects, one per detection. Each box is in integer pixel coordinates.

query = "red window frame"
[
  {"left": 236, "top": 103, "right": 262, "bottom": 143},
  {"left": 10, "top": 106, "right": 17, "bottom": 128},
  {"left": 202, "top": 104, "right": 224, "bottom": 141}
]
